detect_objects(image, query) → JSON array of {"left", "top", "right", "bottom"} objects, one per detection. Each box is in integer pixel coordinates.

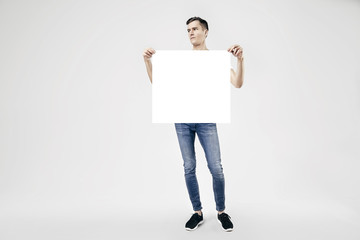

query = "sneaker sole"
[
  {"left": 217, "top": 219, "right": 233, "bottom": 232},
  {"left": 185, "top": 220, "right": 204, "bottom": 231}
]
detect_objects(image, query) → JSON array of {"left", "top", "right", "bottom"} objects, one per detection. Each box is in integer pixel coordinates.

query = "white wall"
[{"left": 0, "top": 0, "right": 359, "bottom": 239}]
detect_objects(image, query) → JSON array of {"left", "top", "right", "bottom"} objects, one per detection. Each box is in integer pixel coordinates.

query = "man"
[{"left": 143, "top": 16, "right": 244, "bottom": 232}]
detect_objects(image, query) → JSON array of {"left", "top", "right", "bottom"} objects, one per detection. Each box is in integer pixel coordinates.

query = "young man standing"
[{"left": 143, "top": 16, "right": 244, "bottom": 232}]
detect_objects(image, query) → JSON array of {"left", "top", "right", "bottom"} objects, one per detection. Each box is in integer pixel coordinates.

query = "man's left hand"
[{"left": 228, "top": 44, "right": 243, "bottom": 59}]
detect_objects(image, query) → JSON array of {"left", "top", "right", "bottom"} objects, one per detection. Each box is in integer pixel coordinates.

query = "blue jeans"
[{"left": 174, "top": 123, "right": 225, "bottom": 212}]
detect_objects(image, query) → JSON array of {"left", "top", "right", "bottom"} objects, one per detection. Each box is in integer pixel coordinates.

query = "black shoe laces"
[
  {"left": 187, "top": 213, "right": 202, "bottom": 225},
  {"left": 191, "top": 213, "right": 201, "bottom": 220},
  {"left": 219, "top": 213, "right": 231, "bottom": 222}
]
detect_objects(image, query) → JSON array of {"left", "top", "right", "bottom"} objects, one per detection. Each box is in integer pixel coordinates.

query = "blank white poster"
[{"left": 152, "top": 50, "right": 231, "bottom": 123}]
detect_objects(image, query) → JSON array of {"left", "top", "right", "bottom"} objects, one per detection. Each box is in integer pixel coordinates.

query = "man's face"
[{"left": 187, "top": 20, "right": 207, "bottom": 45}]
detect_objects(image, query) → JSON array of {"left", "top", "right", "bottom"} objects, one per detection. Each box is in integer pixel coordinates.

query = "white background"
[{"left": 0, "top": 0, "right": 359, "bottom": 239}]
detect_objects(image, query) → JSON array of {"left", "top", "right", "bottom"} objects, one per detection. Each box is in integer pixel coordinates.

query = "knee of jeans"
[
  {"left": 208, "top": 164, "right": 224, "bottom": 178},
  {"left": 183, "top": 162, "right": 196, "bottom": 175}
]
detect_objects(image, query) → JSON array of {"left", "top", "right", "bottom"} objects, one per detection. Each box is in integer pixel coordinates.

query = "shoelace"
[
  {"left": 219, "top": 213, "right": 231, "bottom": 221},
  {"left": 188, "top": 213, "right": 201, "bottom": 224}
]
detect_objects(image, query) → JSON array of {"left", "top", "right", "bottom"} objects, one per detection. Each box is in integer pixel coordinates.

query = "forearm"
[
  {"left": 144, "top": 58, "right": 153, "bottom": 84},
  {"left": 234, "top": 57, "right": 244, "bottom": 88}
]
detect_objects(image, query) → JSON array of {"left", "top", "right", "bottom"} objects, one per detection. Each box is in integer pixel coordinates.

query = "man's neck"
[{"left": 192, "top": 43, "right": 208, "bottom": 50}]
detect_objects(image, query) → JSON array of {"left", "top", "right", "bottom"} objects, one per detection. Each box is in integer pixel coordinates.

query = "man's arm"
[
  {"left": 230, "top": 57, "right": 244, "bottom": 88},
  {"left": 144, "top": 59, "right": 153, "bottom": 84},
  {"left": 143, "top": 48, "right": 156, "bottom": 84},
  {"left": 228, "top": 45, "right": 244, "bottom": 88}
]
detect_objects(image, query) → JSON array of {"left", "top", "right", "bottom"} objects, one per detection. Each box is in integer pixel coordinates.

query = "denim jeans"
[{"left": 174, "top": 123, "right": 225, "bottom": 212}]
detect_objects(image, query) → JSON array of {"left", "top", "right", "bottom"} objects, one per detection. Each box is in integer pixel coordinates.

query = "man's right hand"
[{"left": 143, "top": 47, "right": 156, "bottom": 60}]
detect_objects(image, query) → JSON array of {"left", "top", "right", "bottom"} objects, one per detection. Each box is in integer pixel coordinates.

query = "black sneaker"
[
  {"left": 218, "top": 212, "right": 233, "bottom": 231},
  {"left": 185, "top": 212, "right": 204, "bottom": 231}
]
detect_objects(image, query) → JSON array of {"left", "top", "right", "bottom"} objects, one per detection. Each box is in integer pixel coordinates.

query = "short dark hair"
[{"left": 186, "top": 16, "right": 209, "bottom": 31}]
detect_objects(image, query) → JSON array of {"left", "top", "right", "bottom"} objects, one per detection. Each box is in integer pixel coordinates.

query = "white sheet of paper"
[{"left": 152, "top": 50, "right": 231, "bottom": 123}]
